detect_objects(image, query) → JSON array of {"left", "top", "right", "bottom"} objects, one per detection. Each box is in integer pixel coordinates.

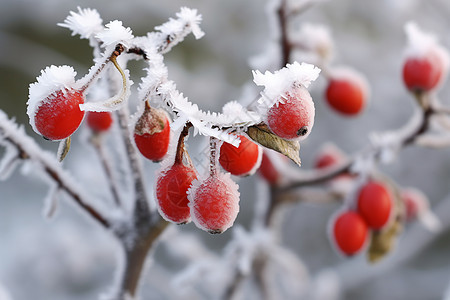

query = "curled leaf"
[
  {"left": 246, "top": 124, "right": 301, "bottom": 166},
  {"left": 57, "top": 137, "right": 71, "bottom": 162},
  {"left": 367, "top": 216, "right": 402, "bottom": 263}
]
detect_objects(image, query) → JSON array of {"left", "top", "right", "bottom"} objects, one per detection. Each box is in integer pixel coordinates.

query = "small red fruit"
[
  {"left": 266, "top": 86, "right": 315, "bottom": 140},
  {"left": 188, "top": 172, "right": 240, "bottom": 234},
  {"left": 86, "top": 111, "right": 113, "bottom": 132},
  {"left": 258, "top": 151, "right": 281, "bottom": 185},
  {"left": 34, "top": 89, "right": 85, "bottom": 140},
  {"left": 332, "top": 210, "right": 368, "bottom": 255},
  {"left": 219, "top": 135, "right": 262, "bottom": 176},
  {"left": 156, "top": 163, "right": 198, "bottom": 224},
  {"left": 134, "top": 104, "right": 171, "bottom": 162},
  {"left": 402, "top": 50, "right": 444, "bottom": 93},
  {"left": 325, "top": 68, "right": 368, "bottom": 116},
  {"left": 401, "top": 188, "right": 428, "bottom": 222},
  {"left": 357, "top": 181, "right": 392, "bottom": 230},
  {"left": 314, "top": 144, "right": 347, "bottom": 169}
]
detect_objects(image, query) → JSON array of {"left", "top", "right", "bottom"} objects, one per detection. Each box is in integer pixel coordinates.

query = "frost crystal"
[
  {"left": 292, "top": 23, "right": 334, "bottom": 63},
  {"left": 404, "top": 22, "right": 438, "bottom": 57},
  {"left": 155, "top": 7, "right": 205, "bottom": 54},
  {"left": 96, "top": 20, "right": 134, "bottom": 48},
  {"left": 27, "top": 65, "right": 78, "bottom": 133},
  {"left": 253, "top": 62, "right": 320, "bottom": 108},
  {"left": 175, "top": 7, "right": 205, "bottom": 39},
  {"left": 58, "top": 7, "right": 103, "bottom": 39}
]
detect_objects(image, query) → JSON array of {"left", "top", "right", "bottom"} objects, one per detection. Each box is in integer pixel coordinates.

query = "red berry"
[
  {"left": 134, "top": 106, "right": 171, "bottom": 162},
  {"left": 258, "top": 151, "right": 281, "bottom": 185},
  {"left": 402, "top": 50, "right": 444, "bottom": 93},
  {"left": 357, "top": 181, "right": 392, "bottom": 230},
  {"left": 188, "top": 172, "right": 240, "bottom": 234},
  {"left": 401, "top": 188, "right": 428, "bottom": 222},
  {"left": 266, "top": 86, "right": 315, "bottom": 140},
  {"left": 156, "top": 163, "right": 198, "bottom": 224},
  {"left": 34, "top": 90, "right": 85, "bottom": 140},
  {"left": 325, "top": 69, "right": 368, "bottom": 116},
  {"left": 332, "top": 210, "right": 368, "bottom": 255},
  {"left": 219, "top": 135, "right": 262, "bottom": 176},
  {"left": 86, "top": 111, "right": 113, "bottom": 132}
]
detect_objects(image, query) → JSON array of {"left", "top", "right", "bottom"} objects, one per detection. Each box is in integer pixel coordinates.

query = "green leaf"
[{"left": 246, "top": 124, "right": 301, "bottom": 166}]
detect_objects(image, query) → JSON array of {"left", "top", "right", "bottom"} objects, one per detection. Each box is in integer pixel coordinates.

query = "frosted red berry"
[
  {"left": 156, "top": 163, "right": 198, "bottom": 224},
  {"left": 325, "top": 71, "right": 367, "bottom": 116},
  {"left": 188, "top": 172, "right": 240, "bottom": 234},
  {"left": 357, "top": 181, "right": 392, "bottom": 230},
  {"left": 219, "top": 135, "right": 261, "bottom": 176},
  {"left": 266, "top": 86, "right": 315, "bottom": 140},
  {"left": 134, "top": 106, "right": 171, "bottom": 162},
  {"left": 258, "top": 151, "right": 281, "bottom": 185},
  {"left": 401, "top": 188, "right": 428, "bottom": 222},
  {"left": 402, "top": 50, "right": 444, "bottom": 93},
  {"left": 332, "top": 210, "right": 368, "bottom": 256},
  {"left": 34, "top": 90, "right": 85, "bottom": 140},
  {"left": 86, "top": 111, "right": 113, "bottom": 132}
]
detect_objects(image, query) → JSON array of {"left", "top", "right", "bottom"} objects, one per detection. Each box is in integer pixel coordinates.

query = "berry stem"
[
  {"left": 174, "top": 123, "right": 192, "bottom": 165},
  {"left": 79, "top": 44, "right": 125, "bottom": 93},
  {"left": 209, "top": 137, "right": 218, "bottom": 176}
]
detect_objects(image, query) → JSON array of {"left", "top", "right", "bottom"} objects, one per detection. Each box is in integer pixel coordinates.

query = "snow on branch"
[
  {"left": 58, "top": 7, "right": 104, "bottom": 40},
  {"left": 0, "top": 110, "right": 110, "bottom": 227}
]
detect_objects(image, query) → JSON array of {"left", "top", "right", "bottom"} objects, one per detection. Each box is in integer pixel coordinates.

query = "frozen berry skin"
[
  {"left": 86, "top": 111, "right": 113, "bottom": 132},
  {"left": 266, "top": 86, "right": 315, "bottom": 140},
  {"left": 258, "top": 151, "right": 280, "bottom": 185},
  {"left": 402, "top": 51, "right": 444, "bottom": 93},
  {"left": 357, "top": 181, "right": 393, "bottom": 230},
  {"left": 332, "top": 211, "right": 369, "bottom": 256},
  {"left": 134, "top": 107, "right": 171, "bottom": 162},
  {"left": 188, "top": 172, "right": 240, "bottom": 234},
  {"left": 325, "top": 75, "right": 367, "bottom": 116},
  {"left": 401, "top": 188, "right": 428, "bottom": 222},
  {"left": 219, "top": 135, "right": 262, "bottom": 176},
  {"left": 34, "top": 90, "right": 85, "bottom": 140},
  {"left": 315, "top": 152, "right": 340, "bottom": 169},
  {"left": 156, "top": 164, "right": 198, "bottom": 224}
]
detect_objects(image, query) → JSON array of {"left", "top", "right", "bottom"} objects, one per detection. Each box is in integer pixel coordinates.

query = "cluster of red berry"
[{"left": 332, "top": 181, "right": 392, "bottom": 255}]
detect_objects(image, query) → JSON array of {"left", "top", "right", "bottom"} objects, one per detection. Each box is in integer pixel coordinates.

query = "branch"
[
  {"left": 0, "top": 112, "right": 109, "bottom": 228},
  {"left": 279, "top": 100, "right": 434, "bottom": 193}
]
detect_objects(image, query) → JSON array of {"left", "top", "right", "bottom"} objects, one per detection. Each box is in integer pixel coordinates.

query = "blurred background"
[{"left": 1, "top": 0, "right": 450, "bottom": 299}]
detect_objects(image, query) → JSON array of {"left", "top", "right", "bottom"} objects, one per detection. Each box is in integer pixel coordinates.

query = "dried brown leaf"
[{"left": 246, "top": 124, "right": 301, "bottom": 166}]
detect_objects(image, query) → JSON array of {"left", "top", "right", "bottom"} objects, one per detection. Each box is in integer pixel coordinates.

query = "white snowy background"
[{"left": 1, "top": 0, "right": 450, "bottom": 299}]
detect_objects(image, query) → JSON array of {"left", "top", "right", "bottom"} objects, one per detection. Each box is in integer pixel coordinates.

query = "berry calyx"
[
  {"left": 357, "top": 181, "right": 393, "bottom": 230},
  {"left": 134, "top": 103, "right": 171, "bottom": 162},
  {"left": 325, "top": 68, "right": 368, "bottom": 116},
  {"left": 188, "top": 172, "right": 240, "bottom": 234},
  {"left": 332, "top": 210, "right": 368, "bottom": 256},
  {"left": 266, "top": 86, "right": 315, "bottom": 140},
  {"left": 402, "top": 50, "right": 444, "bottom": 93},
  {"left": 86, "top": 111, "right": 113, "bottom": 133},
  {"left": 156, "top": 163, "right": 198, "bottom": 224},
  {"left": 219, "top": 135, "right": 262, "bottom": 176},
  {"left": 34, "top": 89, "right": 85, "bottom": 140}
]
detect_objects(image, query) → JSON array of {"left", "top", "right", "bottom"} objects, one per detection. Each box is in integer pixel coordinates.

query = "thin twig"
[
  {"left": 0, "top": 129, "right": 109, "bottom": 227},
  {"left": 116, "top": 106, "right": 152, "bottom": 223},
  {"left": 90, "top": 134, "right": 122, "bottom": 207}
]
